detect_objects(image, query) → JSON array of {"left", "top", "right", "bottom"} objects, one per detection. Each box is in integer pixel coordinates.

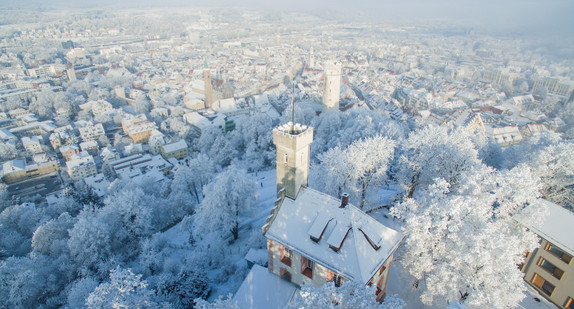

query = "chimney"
[{"left": 340, "top": 193, "right": 349, "bottom": 208}]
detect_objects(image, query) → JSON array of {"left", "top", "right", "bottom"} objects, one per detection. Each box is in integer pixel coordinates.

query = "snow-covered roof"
[
  {"left": 162, "top": 139, "right": 187, "bottom": 153},
  {"left": 517, "top": 199, "right": 574, "bottom": 257},
  {"left": 233, "top": 264, "right": 297, "bottom": 309},
  {"left": 265, "top": 187, "right": 403, "bottom": 284}
]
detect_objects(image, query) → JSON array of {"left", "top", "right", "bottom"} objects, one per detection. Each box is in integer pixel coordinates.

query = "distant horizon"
[{"left": 2, "top": 0, "right": 573, "bottom": 35}]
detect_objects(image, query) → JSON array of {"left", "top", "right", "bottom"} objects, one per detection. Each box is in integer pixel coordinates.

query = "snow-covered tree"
[
  {"left": 194, "top": 166, "right": 257, "bottom": 240},
  {"left": 155, "top": 269, "right": 210, "bottom": 308},
  {"left": 391, "top": 165, "right": 542, "bottom": 308},
  {"left": 194, "top": 294, "right": 239, "bottom": 309},
  {"left": 66, "top": 277, "right": 99, "bottom": 308},
  {"left": 170, "top": 154, "right": 216, "bottom": 205},
  {"left": 395, "top": 126, "right": 481, "bottom": 198},
  {"left": 527, "top": 141, "right": 574, "bottom": 209},
  {"left": 315, "top": 135, "right": 395, "bottom": 208},
  {"left": 86, "top": 267, "right": 159, "bottom": 309},
  {"left": 288, "top": 281, "right": 405, "bottom": 309}
]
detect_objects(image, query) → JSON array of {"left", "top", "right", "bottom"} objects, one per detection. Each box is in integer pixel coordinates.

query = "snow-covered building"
[
  {"left": 257, "top": 122, "right": 403, "bottom": 303},
  {"left": 66, "top": 152, "right": 97, "bottom": 180},
  {"left": 22, "top": 136, "right": 43, "bottom": 154},
  {"left": 121, "top": 114, "right": 156, "bottom": 144},
  {"left": 76, "top": 121, "right": 106, "bottom": 141},
  {"left": 517, "top": 199, "right": 574, "bottom": 309},
  {"left": 160, "top": 139, "right": 188, "bottom": 160},
  {"left": 0, "top": 157, "right": 59, "bottom": 184}
]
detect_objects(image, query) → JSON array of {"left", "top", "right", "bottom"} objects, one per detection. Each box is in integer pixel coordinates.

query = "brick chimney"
[{"left": 340, "top": 193, "right": 349, "bottom": 208}]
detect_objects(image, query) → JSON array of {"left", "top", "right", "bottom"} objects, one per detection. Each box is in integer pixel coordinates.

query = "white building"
[{"left": 77, "top": 121, "right": 106, "bottom": 141}]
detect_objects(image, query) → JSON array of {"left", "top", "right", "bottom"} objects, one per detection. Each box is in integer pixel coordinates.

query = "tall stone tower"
[
  {"left": 203, "top": 61, "right": 213, "bottom": 109},
  {"left": 322, "top": 61, "right": 342, "bottom": 110},
  {"left": 273, "top": 122, "right": 313, "bottom": 199}
]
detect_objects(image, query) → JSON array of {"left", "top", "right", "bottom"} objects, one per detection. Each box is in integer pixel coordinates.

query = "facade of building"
[{"left": 518, "top": 199, "right": 574, "bottom": 309}]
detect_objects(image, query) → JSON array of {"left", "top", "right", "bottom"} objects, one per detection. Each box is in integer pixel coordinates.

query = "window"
[
  {"left": 531, "top": 273, "right": 555, "bottom": 296},
  {"left": 334, "top": 274, "right": 343, "bottom": 287},
  {"left": 545, "top": 243, "right": 573, "bottom": 264},
  {"left": 301, "top": 256, "right": 314, "bottom": 279},
  {"left": 280, "top": 245, "right": 292, "bottom": 267},
  {"left": 538, "top": 257, "right": 565, "bottom": 280},
  {"left": 565, "top": 297, "right": 573, "bottom": 309}
]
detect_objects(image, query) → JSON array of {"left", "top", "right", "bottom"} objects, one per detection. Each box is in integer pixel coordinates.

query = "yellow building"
[{"left": 1, "top": 159, "right": 59, "bottom": 184}]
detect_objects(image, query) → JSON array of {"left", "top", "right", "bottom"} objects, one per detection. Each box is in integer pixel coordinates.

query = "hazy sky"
[{"left": 5, "top": 0, "right": 574, "bottom": 38}]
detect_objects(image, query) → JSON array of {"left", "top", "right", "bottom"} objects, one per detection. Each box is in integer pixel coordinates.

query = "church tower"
[
  {"left": 273, "top": 122, "right": 313, "bottom": 199},
  {"left": 322, "top": 61, "right": 342, "bottom": 110},
  {"left": 203, "top": 62, "right": 213, "bottom": 109}
]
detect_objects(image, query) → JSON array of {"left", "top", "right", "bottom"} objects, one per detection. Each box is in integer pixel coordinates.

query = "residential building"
[
  {"left": 66, "top": 152, "right": 97, "bottom": 180},
  {"left": 60, "top": 144, "right": 80, "bottom": 161},
  {"left": 79, "top": 140, "right": 99, "bottom": 156},
  {"left": 121, "top": 114, "right": 156, "bottom": 144},
  {"left": 160, "top": 139, "right": 188, "bottom": 160},
  {"left": 518, "top": 199, "right": 574, "bottom": 309},
  {"left": 77, "top": 121, "right": 106, "bottom": 141},
  {"left": 22, "top": 136, "right": 43, "bottom": 154}
]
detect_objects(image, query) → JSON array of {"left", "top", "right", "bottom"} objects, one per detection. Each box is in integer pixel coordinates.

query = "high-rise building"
[{"left": 323, "top": 62, "right": 342, "bottom": 110}]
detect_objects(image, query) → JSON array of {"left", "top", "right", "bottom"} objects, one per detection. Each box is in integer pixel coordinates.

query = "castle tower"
[
  {"left": 322, "top": 61, "right": 342, "bottom": 110},
  {"left": 273, "top": 122, "right": 313, "bottom": 199}
]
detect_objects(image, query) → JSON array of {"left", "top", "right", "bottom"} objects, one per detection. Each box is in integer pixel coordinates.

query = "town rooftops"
[
  {"left": 265, "top": 187, "right": 403, "bottom": 285},
  {"left": 517, "top": 199, "right": 574, "bottom": 257}
]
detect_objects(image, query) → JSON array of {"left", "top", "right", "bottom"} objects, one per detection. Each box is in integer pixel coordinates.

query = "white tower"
[
  {"left": 322, "top": 62, "right": 342, "bottom": 110},
  {"left": 273, "top": 122, "right": 313, "bottom": 199}
]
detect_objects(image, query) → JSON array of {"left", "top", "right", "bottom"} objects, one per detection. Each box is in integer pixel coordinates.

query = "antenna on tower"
[{"left": 290, "top": 82, "right": 295, "bottom": 134}]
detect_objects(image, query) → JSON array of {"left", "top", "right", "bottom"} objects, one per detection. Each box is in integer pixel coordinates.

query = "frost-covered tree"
[
  {"left": 32, "top": 212, "right": 75, "bottom": 256},
  {"left": 315, "top": 135, "right": 395, "bottom": 208},
  {"left": 288, "top": 281, "right": 405, "bottom": 309},
  {"left": 198, "top": 126, "right": 237, "bottom": 168},
  {"left": 194, "top": 294, "right": 239, "bottom": 309},
  {"left": 395, "top": 126, "right": 481, "bottom": 198},
  {"left": 391, "top": 165, "right": 542, "bottom": 308},
  {"left": 86, "top": 268, "right": 159, "bottom": 309},
  {"left": 0, "top": 202, "right": 47, "bottom": 256},
  {"left": 194, "top": 166, "right": 257, "bottom": 240},
  {"left": 0, "top": 142, "right": 18, "bottom": 162},
  {"left": 155, "top": 269, "right": 209, "bottom": 308},
  {"left": 527, "top": 141, "right": 574, "bottom": 209},
  {"left": 170, "top": 154, "right": 216, "bottom": 206},
  {"left": 66, "top": 277, "right": 99, "bottom": 308}
]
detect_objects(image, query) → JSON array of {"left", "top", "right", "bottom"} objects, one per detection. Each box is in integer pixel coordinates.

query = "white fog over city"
[{"left": 0, "top": 1, "right": 573, "bottom": 308}]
